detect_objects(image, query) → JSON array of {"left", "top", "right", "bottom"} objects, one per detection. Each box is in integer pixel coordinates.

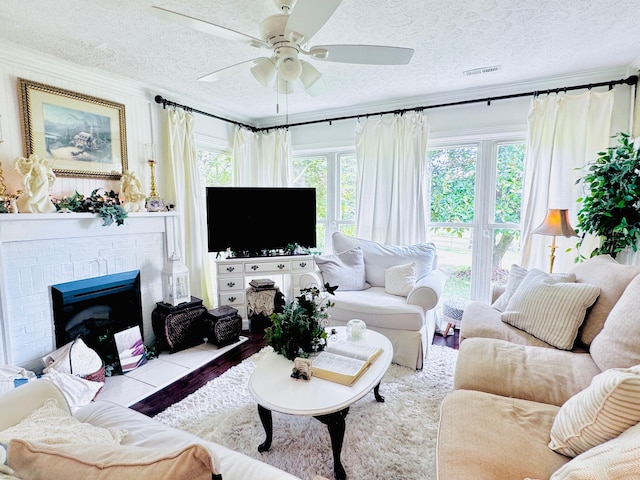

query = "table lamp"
[{"left": 533, "top": 208, "right": 577, "bottom": 273}]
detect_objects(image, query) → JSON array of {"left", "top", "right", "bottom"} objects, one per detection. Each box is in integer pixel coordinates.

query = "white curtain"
[
  {"left": 354, "top": 111, "right": 429, "bottom": 245},
  {"left": 232, "top": 127, "right": 291, "bottom": 187},
  {"left": 163, "top": 107, "right": 215, "bottom": 306},
  {"left": 520, "top": 90, "right": 615, "bottom": 272}
]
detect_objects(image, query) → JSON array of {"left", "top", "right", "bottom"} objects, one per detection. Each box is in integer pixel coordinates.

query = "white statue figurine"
[
  {"left": 15, "top": 154, "right": 57, "bottom": 213},
  {"left": 120, "top": 170, "right": 147, "bottom": 212}
]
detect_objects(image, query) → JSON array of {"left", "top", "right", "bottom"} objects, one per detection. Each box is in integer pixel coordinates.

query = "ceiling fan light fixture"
[
  {"left": 251, "top": 57, "right": 277, "bottom": 87},
  {"left": 277, "top": 55, "right": 302, "bottom": 81},
  {"left": 299, "top": 61, "right": 322, "bottom": 89}
]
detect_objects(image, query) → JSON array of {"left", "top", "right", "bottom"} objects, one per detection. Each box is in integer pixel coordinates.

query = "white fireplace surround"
[{"left": 0, "top": 212, "right": 178, "bottom": 372}]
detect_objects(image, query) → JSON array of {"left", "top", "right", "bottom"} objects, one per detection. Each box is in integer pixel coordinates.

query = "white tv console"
[{"left": 215, "top": 255, "right": 315, "bottom": 330}]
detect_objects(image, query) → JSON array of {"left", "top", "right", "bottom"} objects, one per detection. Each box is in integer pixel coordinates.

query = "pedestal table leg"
[
  {"left": 257, "top": 404, "right": 273, "bottom": 452},
  {"left": 315, "top": 407, "right": 349, "bottom": 480},
  {"left": 374, "top": 381, "right": 385, "bottom": 402}
]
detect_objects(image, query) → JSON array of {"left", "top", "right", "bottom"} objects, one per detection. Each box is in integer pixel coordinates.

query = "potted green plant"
[
  {"left": 575, "top": 132, "right": 640, "bottom": 259},
  {"left": 264, "top": 284, "right": 336, "bottom": 361}
]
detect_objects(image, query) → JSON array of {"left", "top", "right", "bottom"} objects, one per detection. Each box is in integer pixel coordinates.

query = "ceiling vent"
[{"left": 463, "top": 65, "right": 502, "bottom": 76}]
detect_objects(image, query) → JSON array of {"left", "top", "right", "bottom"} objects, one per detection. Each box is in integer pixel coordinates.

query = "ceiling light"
[
  {"left": 276, "top": 46, "right": 302, "bottom": 82},
  {"left": 299, "top": 61, "right": 322, "bottom": 90},
  {"left": 251, "top": 57, "right": 277, "bottom": 87}
]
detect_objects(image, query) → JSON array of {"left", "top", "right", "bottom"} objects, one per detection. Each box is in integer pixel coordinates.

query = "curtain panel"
[
  {"left": 354, "top": 111, "right": 430, "bottom": 245},
  {"left": 232, "top": 127, "right": 292, "bottom": 187},
  {"left": 520, "top": 90, "right": 614, "bottom": 272}
]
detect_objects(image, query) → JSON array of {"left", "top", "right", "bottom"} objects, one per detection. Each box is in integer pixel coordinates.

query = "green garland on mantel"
[{"left": 53, "top": 189, "right": 128, "bottom": 226}]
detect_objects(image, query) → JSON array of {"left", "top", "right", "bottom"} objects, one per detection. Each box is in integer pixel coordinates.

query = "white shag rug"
[{"left": 154, "top": 344, "right": 458, "bottom": 480}]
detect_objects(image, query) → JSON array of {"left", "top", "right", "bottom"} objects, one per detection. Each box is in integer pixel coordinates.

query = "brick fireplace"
[{"left": 0, "top": 212, "right": 178, "bottom": 372}]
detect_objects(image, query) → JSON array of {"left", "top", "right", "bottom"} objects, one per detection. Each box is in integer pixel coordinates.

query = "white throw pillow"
[
  {"left": 500, "top": 269, "right": 599, "bottom": 350},
  {"left": 549, "top": 365, "right": 640, "bottom": 458},
  {"left": 384, "top": 263, "right": 416, "bottom": 296},
  {"left": 491, "top": 264, "right": 576, "bottom": 312},
  {"left": 314, "top": 246, "right": 368, "bottom": 291},
  {"left": 332, "top": 232, "right": 436, "bottom": 287},
  {"left": 549, "top": 421, "right": 640, "bottom": 479}
]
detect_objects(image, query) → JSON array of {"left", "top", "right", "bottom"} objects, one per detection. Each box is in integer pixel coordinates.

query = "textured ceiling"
[{"left": 1, "top": 0, "right": 639, "bottom": 126}]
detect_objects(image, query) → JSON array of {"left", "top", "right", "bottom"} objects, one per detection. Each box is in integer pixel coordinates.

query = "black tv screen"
[{"left": 206, "top": 187, "right": 317, "bottom": 255}]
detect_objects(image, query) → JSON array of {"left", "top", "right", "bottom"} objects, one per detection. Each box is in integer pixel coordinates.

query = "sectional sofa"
[{"left": 436, "top": 255, "right": 640, "bottom": 479}]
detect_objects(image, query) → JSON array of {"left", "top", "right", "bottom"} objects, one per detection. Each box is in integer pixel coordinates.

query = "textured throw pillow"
[
  {"left": 549, "top": 421, "right": 640, "bottom": 479},
  {"left": 570, "top": 255, "right": 640, "bottom": 346},
  {"left": 590, "top": 274, "right": 640, "bottom": 372},
  {"left": 314, "top": 246, "right": 368, "bottom": 291},
  {"left": 500, "top": 269, "right": 599, "bottom": 350},
  {"left": 0, "top": 398, "right": 126, "bottom": 447},
  {"left": 332, "top": 232, "right": 436, "bottom": 287},
  {"left": 7, "top": 439, "right": 219, "bottom": 480},
  {"left": 384, "top": 262, "right": 416, "bottom": 296},
  {"left": 491, "top": 264, "right": 576, "bottom": 312},
  {"left": 548, "top": 365, "right": 640, "bottom": 457}
]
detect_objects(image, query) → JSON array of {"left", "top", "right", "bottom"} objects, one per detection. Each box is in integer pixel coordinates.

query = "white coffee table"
[{"left": 248, "top": 327, "right": 393, "bottom": 480}]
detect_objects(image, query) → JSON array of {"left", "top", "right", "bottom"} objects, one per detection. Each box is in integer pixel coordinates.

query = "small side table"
[
  {"left": 442, "top": 298, "right": 470, "bottom": 336},
  {"left": 246, "top": 287, "right": 285, "bottom": 334}
]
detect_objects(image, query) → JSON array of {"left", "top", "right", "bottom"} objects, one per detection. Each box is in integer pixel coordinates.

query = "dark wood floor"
[{"left": 130, "top": 329, "right": 460, "bottom": 417}]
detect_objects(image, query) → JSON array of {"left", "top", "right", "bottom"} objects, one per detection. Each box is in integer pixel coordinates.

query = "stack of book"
[{"left": 249, "top": 278, "right": 276, "bottom": 291}]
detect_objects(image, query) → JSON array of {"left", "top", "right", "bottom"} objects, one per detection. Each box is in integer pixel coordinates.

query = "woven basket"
[{"left": 69, "top": 337, "right": 106, "bottom": 383}]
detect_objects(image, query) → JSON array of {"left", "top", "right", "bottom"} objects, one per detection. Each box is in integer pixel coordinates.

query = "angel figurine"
[
  {"left": 119, "top": 170, "right": 147, "bottom": 212},
  {"left": 15, "top": 154, "right": 57, "bottom": 213}
]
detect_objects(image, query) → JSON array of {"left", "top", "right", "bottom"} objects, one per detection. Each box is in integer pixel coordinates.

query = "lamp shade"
[
  {"left": 161, "top": 252, "right": 191, "bottom": 306},
  {"left": 250, "top": 57, "right": 276, "bottom": 87},
  {"left": 276, "top": 46, "right": 302, "bottom": 81},
  {"left": 533, "top": 209, "right": 577, "bottom": 237},
  {"left": 299, "top": 60, "right": 322, "bottom": 90}
]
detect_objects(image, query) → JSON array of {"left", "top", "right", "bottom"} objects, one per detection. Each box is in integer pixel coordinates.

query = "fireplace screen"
[{"left": 51, "top": 270, "right": 143, "bottom": 375}]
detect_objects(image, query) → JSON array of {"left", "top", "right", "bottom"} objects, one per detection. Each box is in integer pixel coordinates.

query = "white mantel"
[{"left": 0, "top": 212, "right": 178, "bottom": 371}]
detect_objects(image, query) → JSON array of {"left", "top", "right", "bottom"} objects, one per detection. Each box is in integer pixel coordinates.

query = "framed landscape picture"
[{"left": 18, "top": 78, "right": 127, "bottom": 179}]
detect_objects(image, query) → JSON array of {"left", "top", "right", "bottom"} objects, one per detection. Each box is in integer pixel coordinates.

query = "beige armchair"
[{"left": 300, "top": 232, "right": 445, "bottom": 369}]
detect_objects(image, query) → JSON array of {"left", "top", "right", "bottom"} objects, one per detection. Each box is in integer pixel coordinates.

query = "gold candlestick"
[
  {"left": 145, "top": 143, "right": 165, "bottom": 212},
  {"left": 148, "top": 159, "right": 159, "bottom": 197}
]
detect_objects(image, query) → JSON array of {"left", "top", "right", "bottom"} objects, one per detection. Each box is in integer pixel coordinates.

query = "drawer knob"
[
  {"left": 299, "top": 262, "right": 307, "bottom": 268},
  {"left": 226, "top": 266, "right": 235, "bottom": 272},
  {"left": 251, "top": 265, "right": 259, "bottom": 271},
  {"left": 228, "top": 296, "right": 236, "bottom": 303},
  {"left": 227, "top": 281, "right": 235, "bottom": 288},
  {"left": 277, "top": 264, "right": 285, "bottom": 269}
]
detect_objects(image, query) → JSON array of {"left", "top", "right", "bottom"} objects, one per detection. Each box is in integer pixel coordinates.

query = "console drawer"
[
  {"left": 219, "top": 277, "right": 243, "bottom": 291},
  {"left": 244, "top": 261, "right": 291, "bottom": 273},
  {"left": 218, "top": 263, "right": 243, "bottom": 275},
  {"left": 219, "top": 291, "right": 245, "bottom": 306}
]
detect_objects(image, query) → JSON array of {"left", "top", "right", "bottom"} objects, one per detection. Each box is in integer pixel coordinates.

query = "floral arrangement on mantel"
[
  {"left": 54, "top": 189, "right": 128, "bottom": 226},
  {"left": 264, "top": 284, "right": 337, "bottom": 361}
]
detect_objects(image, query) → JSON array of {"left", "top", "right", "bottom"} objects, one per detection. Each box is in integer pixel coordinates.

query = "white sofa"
[
  {"left": 300, "top": 232, "right": 445, "bottom": 370},
  {"left": 0, "top": 380, "right": 301, "bottom": 480}
]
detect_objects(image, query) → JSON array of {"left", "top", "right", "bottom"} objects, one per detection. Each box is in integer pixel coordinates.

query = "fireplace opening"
[{"left": 51, "top": 270, "right": 143, "bottom": 375}]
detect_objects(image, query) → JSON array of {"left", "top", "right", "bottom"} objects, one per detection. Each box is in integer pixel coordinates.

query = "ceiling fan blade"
[
  {"left": 198, "top": 58, "right": 264, "bottom": 83},
  {"left": 151, "top": 6, "right": 268, "bottom": 49},
  {"left": 284, "top": 0, "right": 342, "bottom": 43},
  {"left": 312, "top": 45, "right": 414, "bottom": 65}
]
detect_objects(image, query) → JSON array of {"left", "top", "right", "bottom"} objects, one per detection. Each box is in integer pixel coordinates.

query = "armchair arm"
[
  {"left": 299, "top": 271, "right": 325, "bottom": 290},
  {"left": 0, "top": 380, "right": 70, "bottom": 430},
  {"left": 407, "top": 269, "right": 446, "bottom": 311}
]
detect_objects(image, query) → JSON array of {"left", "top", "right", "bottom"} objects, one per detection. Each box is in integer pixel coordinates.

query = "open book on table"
[{"left": 311, "top": 340, "right": 383, "bottom": 386}]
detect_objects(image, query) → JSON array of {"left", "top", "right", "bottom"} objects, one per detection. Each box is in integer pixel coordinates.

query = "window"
[
  {"left": 292, "top": 152, "right": 356, "bottom": 252},
  {"left": 198, "top": 150, "right": 232, "bottom": 186},
  {"left": 428, "top": 139, "right": 525, "bottom": 302}
]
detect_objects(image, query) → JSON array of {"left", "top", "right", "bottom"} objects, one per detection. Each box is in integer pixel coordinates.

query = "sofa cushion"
[
  {"left": 500, "top": 269, "right": 600, "bottom": 350},
  {"left": 549, "top": 365, "right": 640, "bottom": 457},
  {"left": 0, "top": 398, "right": 126, "bottom": 447},
  {"left": 437, "top": 390, "right": 567, "bottom": 480},
  {"left": 314, "top": 246, "right": 368, "bottom": 291},
  {"left": 454, "top": 338, "right": 601, "bottom": 406},
  {"left": 7, "top": 439, "right": 219, "bottom": 480},
  {"left": 590, "top": 274, "right": 640, "bottom": 371},
  {"left": 548, "top": 421, "right": 640, "bottom": 479},
  {"left": 332, "top": 232, "right": 436, "bottom": 287},
  {"left": 570, "top": 254, "right": 640, "bottom": 346},
  {"left": 384, "top": 262, "right": 416, "bottom": 296},
  {"left": 491, "top": 264, "right": 576, "bottom": 312}
]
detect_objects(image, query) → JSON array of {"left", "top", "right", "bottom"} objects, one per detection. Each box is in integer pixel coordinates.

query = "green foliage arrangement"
[
  {"left": 264, "top": 284, "right": 337, "bottom": 361},
  {"left": 54, "top": 189, "right": 128, "bottom": 226},
  {"left": 576, "top": 132, "right": 640, "bottom": 259}
]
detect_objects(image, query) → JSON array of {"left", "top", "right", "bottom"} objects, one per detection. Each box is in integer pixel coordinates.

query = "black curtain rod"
[{"left": 154, "top": 74, "right": 638, "bottom": 132}]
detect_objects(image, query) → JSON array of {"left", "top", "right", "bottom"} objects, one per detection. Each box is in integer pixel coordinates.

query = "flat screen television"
[{"left": 206, "top": 187, "right": 317, "bottom": 256}]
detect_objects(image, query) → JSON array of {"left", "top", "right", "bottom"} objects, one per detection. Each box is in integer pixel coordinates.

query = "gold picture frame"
[{"left": 18, "top": 78, "right": 127, "bottom": 180}]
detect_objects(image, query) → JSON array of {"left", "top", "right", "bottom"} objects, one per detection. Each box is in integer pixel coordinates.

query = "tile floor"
[{"left": 96, "top": 336, "right": 248, "bottom": 407}]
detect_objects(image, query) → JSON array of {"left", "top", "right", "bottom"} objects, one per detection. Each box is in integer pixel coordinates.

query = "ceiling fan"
[{"left": 151, "top": 0, "right": 414, "bottom": 95}]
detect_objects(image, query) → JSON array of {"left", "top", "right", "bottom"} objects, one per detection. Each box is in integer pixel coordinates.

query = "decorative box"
[
  {"left": 152, "top": 296, "right": 208, "bottom": 353},
  {"left": 205, "top": 305, "right": 242, "bottom": 347}
]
